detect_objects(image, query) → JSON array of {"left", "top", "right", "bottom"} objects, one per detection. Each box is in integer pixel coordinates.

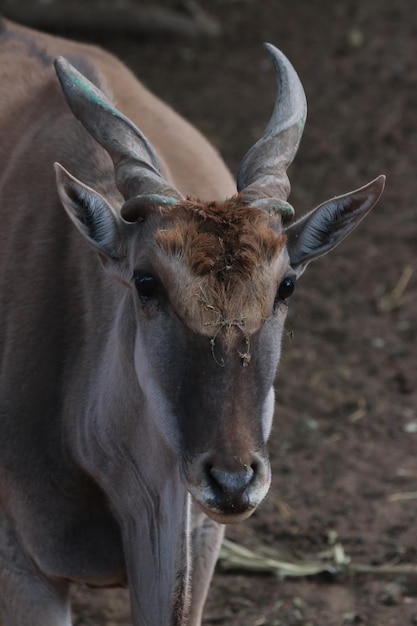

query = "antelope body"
[{"left": 0, "top": 19, "right": 384, "bottom": 626}]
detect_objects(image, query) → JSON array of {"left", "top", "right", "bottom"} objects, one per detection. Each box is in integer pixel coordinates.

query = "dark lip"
[{"left": 196, "top": 496, "right": 257, "bottom": 524}]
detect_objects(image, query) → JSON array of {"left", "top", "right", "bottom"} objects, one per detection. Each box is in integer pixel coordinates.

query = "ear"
[
  {"left": 286, "top": 175, "right": 385, "bottom": 276},
  {"left": 54, "top": 162, "right": 123, "bottom": 259}
]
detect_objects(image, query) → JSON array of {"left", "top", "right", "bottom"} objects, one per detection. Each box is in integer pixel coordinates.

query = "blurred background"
[{"left": 2, "top": 1, "right": 416, "bottom": 624}]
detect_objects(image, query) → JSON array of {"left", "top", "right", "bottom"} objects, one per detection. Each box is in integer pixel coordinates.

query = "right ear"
[
  {"left": 286, "top": 175, "right": 385, "bottom": 276},
  {"left": 54, "top": 162, "right": 124, "bottom": 260}
]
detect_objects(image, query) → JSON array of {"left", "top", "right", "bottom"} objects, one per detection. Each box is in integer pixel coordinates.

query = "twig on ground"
[
  {"left": 388, "top": 491, "right": 417, "bottom": 502},
  {"left": 378, "top": 265, "right": 414, "bottom": 312},
  {"left": 347, "top": 397, "right": 367, "bottom": 423},
  {"left": 218, "top": 538, "right": 417, "bottom": 578}
]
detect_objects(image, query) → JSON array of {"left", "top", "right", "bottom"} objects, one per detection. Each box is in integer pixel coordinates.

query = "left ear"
[
  {"left": 55, "top": 162, "right": 123, "bottom": 260},
  {"left": 286, "top": 175, "right": 385, "bottom": 276}
]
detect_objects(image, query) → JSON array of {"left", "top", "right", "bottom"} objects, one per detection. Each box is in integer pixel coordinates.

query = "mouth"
[
  {"left": 187, "top": 477, "right": 270, "bottom": 524},
  {"left": 194, "top": 498, "right": 258, "bottom": 524}
]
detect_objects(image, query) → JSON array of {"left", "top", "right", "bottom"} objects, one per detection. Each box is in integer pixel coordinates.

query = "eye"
[
  {"left": 133, "top": 272, "right": 160, "bottom": 300},
  {"left": 277, "top": 276, "right": 296, "bottom": 301}
]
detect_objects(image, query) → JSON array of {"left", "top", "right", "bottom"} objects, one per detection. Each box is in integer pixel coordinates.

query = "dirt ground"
[{"left": 4, "top": 0, "right": 417, "bottom": 624}]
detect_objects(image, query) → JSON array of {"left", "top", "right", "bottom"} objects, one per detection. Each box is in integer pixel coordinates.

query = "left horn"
[
  {"left": 237, "top": 44, "right": 307, "bottom": 223},
  {"left": 54, "top": 57, "right": 183, "bottom": 203}
]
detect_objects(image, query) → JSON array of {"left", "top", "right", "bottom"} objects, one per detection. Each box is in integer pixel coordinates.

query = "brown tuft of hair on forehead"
[{"left": 155, "top": 195, "right": 287, "bottom": 283}]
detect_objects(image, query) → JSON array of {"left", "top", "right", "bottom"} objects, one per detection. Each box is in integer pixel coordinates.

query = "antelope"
[{"left": 0, "top": 18, "right": 384, "bottom": 626}]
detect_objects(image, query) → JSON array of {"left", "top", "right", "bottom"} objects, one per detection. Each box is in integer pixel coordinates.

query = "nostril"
[{"left": 209, "top": 465, "right": 255, "bottom": 497}]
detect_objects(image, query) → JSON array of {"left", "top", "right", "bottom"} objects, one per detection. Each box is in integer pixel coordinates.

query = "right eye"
[
  {"left": 273, "top": 276, "right": 297, "bottom": 311},
  {"left": 277, "top": 276, "right": 296, "bottom": 300},
  {"left": 133, "top": 273, "right": 160, "bottom": 301}
]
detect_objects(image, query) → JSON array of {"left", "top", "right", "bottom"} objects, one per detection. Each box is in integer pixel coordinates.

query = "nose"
[
  {"left": 197, "top": 453, "right": 270, "bottom": 520},
  {"left": 209, "top": 465, "right": 254, "bottom": 497},
  {"left": 184, "top": 451, "right": 271, "bottom": 522}
]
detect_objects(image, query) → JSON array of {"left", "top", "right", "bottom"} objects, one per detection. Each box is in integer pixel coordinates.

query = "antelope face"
[{"left": 123, "top": 197, "right": 293, "bottom": 522}]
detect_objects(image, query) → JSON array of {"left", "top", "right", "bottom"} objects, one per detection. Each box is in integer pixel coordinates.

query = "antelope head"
[{"left": 54, "top": 47, "right": 384, "bottom": 523}]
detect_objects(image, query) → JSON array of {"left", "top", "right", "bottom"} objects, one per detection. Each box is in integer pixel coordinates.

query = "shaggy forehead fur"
[{"left": 154, "top": 196, "right": 288, "bottom": 337}]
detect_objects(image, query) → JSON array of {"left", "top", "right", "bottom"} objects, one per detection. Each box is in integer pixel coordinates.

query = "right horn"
[
  {"left": 237, "top": 44, "right": 307, "bottom": 223},
  {"left": 54, "top": 57, "right": 184, "bottom": 206}
]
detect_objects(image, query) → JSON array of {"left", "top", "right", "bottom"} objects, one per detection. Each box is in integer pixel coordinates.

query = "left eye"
[
  {"left": 277, "top": 276, "right": 296, "bottom": 301},
  {"left": 133, "top": 273, "right": 160, "bottom": 300}
]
